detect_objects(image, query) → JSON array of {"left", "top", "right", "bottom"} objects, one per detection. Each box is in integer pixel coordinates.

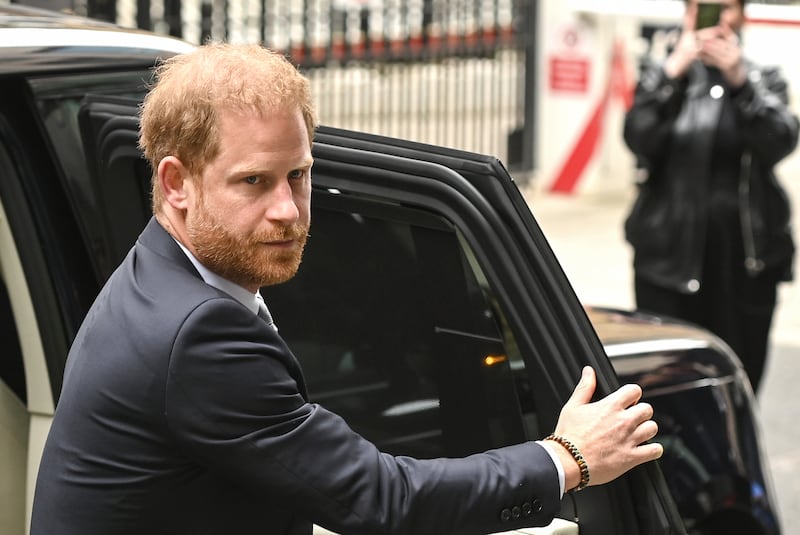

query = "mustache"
[{"left": 251, "top": 223, "right": 310, "bottom": 243}]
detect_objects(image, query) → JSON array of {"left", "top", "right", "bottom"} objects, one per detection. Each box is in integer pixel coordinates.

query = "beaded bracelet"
[{"left": 545, "top": 434, "right": 590, "bottom": 492}]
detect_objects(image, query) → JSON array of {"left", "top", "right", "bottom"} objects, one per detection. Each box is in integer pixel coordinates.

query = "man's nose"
[{"left": 265, "top": 180, "right": 300, "bottom": 223}]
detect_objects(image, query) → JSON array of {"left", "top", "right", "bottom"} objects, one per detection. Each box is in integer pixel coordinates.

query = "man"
[{"left": 31, "top": 43, "right": 662, "bottom": 535}]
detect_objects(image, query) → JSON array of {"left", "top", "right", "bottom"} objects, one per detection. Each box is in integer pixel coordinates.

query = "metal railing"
[{"left": 21, "top": 0, "right": 537, "bottom": 175}]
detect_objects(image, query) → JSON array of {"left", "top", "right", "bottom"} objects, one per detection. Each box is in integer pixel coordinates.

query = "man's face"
[{"left": 185, "top": 108, "right": 313, "bottom": 291}]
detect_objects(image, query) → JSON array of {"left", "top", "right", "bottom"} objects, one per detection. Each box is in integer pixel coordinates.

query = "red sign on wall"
[{"left": 548, "top": 56, "right": 590, "bottom": 93}]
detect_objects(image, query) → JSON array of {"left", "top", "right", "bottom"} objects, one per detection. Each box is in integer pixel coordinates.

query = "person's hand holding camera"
[{"left": 666, "top": 1, "right": 746, "bottom": 88}]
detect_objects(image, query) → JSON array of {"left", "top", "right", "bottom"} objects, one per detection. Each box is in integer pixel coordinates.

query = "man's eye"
[
  {"left": 244, "top": 176, "right": 260, "bottom": 184},
  {"left": 289, "top": 169, "right": 306, "bottom": 180}
]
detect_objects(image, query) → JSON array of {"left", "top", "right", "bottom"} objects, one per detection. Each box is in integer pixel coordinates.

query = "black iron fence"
[{"left": 32, "top": 0, "right": 537, "bottom": 175}]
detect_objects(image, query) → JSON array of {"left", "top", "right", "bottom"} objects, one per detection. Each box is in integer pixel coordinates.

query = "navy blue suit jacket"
[{"left": 31, "top": 218, "right": 561, "bottom": 535}]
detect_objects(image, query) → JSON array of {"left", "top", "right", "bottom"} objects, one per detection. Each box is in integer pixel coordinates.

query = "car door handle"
[{"left": 312, "top": 518, "right": 579, "bottom": 535}]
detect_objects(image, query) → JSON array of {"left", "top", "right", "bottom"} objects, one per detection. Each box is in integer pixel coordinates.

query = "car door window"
[
  {"left": 267, "top": 193, "right": 539, "bottom": 458},
  {"left": 29, "top": 72, "right": 153, "bottom": 282}
]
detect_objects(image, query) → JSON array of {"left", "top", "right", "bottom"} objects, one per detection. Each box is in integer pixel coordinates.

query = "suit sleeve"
[{"left": 164, "top": 298, "right": 561, "bottom": 535}]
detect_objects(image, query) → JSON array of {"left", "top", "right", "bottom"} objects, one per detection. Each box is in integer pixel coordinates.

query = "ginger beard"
[{"left": 186, "top": 187, "right": 308, "bottom": 289}]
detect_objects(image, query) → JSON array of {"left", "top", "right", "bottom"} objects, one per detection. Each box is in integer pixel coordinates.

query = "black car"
[{"left": 0, "top": 5, "right": 780, "bottom": 535}]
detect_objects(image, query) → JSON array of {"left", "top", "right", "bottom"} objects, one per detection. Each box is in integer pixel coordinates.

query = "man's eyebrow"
[
  {"left": 231, "top": 166, "right": 266, "bottom": 176},
  {"left": 230, "top": 158, "right": 313, "bottom": 176}
]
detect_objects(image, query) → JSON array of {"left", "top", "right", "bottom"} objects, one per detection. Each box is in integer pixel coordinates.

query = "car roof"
[{"left": 0, "top": 4, "right": 194, "bottom": 76}]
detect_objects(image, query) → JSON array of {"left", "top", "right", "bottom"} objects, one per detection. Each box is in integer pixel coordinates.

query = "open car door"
[
  {"left": 78, "top": 99, "right": 687, "bottom": 534},
  {"left": 77, "top": 95, "right": 153, "bottom": 282}
]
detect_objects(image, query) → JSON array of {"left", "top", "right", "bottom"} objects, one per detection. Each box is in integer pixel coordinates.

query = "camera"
[{"left": 695, "top": 2, "right": 722, "bottom": 29}]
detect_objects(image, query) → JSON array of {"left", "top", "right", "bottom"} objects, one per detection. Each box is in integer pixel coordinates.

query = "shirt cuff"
[{"left": 537, "top": 440, "right": 565, "bottom": 498}]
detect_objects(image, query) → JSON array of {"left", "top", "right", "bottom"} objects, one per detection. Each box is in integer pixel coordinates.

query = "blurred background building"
[{"left": 4, "top": 0, "right": 800, "bottom": 194}]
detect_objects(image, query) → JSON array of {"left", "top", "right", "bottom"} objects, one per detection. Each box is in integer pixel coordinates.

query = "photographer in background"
[{"left": 623, "top": 0, "right": 799, "bottom": 394}]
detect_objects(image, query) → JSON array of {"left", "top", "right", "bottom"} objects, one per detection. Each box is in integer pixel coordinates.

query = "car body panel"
[
  {"left": 0, "top": 5, "right": 193, "bottom": 76},
  {"left": 591, "top": 307, "right": 779, "bottom": 534}
]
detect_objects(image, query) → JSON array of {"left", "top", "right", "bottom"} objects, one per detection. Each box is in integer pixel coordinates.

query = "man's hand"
[{"left": 548, "top": 367, "right": 663, "bottom": 491}]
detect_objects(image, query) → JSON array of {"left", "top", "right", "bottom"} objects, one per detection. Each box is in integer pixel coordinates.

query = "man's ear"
[{"left": 158, "top": 156, "right": 193, "bottom": 210}]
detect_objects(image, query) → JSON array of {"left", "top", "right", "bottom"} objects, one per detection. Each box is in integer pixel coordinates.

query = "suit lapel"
[
  {"left": 137, "top": 217, "right": 310, "bottom": 401},
  {"left": 136, "top": 217, "right": 202, "bottom": 279}
]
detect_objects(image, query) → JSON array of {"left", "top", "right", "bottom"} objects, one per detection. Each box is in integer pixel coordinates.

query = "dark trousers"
[{"left": 634, "top": 268, "right": 777, "bottom": 394}]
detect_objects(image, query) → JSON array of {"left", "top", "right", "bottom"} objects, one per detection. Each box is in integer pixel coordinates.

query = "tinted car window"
[
  {"left": 30, "top": 71, "right": 151, "bottom": 189},
  {"left": 29, "top": 72, "right": 153, "bottom": 282},
  {"left": 267, "top": 191, "right": 541, "bottom": 458}
]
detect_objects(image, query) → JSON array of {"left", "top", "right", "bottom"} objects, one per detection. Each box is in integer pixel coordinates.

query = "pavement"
[{"left": 518, "top": 177, "right": 800, "bottom": 531}]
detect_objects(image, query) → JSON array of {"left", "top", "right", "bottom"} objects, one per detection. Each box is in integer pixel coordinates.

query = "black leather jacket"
[{"left": 624, "top": 58, "right": 799, "bottom": 293}]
